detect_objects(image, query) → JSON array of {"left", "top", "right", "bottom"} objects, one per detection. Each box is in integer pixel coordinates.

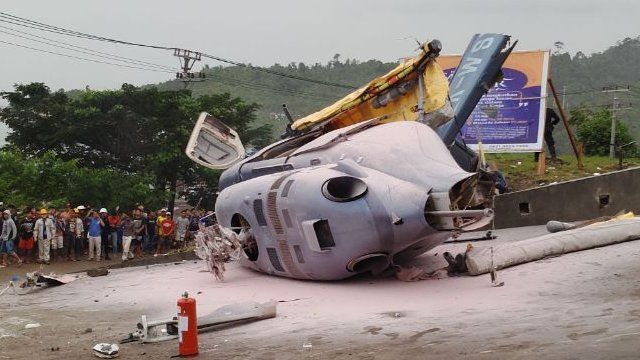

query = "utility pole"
[
  {"left": 173, "top": 49, "right": 205, "bottom": 87},
  {"left": 602, "top": 86, "right": 631, "bottom": 158}
]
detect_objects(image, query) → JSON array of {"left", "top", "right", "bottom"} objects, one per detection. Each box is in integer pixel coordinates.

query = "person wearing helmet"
[
  {"left": 0, "top": 209, "right": 21, "bottom": 267},
  {"left": 34, "top": 208, "right": 55, "bottom": 264},
  {"left": 98, "top": 208, "right": 110, "bottom": 260}
]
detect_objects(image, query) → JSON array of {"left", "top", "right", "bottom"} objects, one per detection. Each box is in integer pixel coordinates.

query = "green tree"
[
  {"left": 1, "top": 83, "right": 273, "bottom": 212},
  {"left": 570, "top": 106, "right": 637, "bottom": 156}
]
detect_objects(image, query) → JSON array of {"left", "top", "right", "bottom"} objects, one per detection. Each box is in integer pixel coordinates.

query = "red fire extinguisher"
[{"left": 177, "top": 292, "right": 198, "bottom": 356}]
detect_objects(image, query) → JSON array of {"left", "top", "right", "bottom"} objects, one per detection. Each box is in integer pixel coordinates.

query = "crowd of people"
[{"left": 0, "top": 203, "right": 213, "bottom": 267}]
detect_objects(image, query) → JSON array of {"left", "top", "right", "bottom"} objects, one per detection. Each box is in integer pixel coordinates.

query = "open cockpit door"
[{"left": 185, "top": 112, "right": 245, "bottom": 169}]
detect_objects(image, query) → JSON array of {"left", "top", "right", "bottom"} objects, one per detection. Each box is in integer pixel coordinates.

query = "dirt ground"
[{"left": 1, "top": 226, "right": 640, "bottom": 359}]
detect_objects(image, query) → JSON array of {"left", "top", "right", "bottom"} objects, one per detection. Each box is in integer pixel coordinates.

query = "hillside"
[{"left": 155, "top": 37, "right": 640, "bottom": 151}]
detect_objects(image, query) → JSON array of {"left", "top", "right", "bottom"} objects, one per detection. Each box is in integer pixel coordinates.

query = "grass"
[{"left": 485, "top": 153, "right": 640, "bottom": 191}]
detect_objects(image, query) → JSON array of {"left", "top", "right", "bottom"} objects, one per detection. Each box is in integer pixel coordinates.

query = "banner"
[{"left": 438, "top": 50, "right": 550, "bottom": 152}]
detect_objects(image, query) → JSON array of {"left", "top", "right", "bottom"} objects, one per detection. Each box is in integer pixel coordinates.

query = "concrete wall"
[{"left": 494, "top": 167, "right": 640, "bottom": 229}]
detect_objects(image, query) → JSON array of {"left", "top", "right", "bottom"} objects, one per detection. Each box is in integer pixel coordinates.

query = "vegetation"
[
  {"left": 486, "top": 153, "right": 640, "bottom": 191},
  {"left": 0, "top": 83, "right": 271, "bottom": 211},
  {"left": 569, "top": 106, "right": 636, "bottom": 157}
]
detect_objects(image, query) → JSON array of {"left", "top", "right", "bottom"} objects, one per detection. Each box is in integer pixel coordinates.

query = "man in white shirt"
[{"left": 34, "top": 208, "right": 55, "bottom": 265}]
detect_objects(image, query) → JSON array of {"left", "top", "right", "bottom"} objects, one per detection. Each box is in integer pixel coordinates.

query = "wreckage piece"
[
  {"left": 466, "top": 217, "right": 640, "bottom": 275},
  {"left": 194, "top": 225, "right": 242, "bottom": 281},
  {"left": 545, "top": 211, "right": 631, "bottom": 233},
  {"left": 197, "top": 300, "right": 277, "bottom": 333},
  {"left": 124, "top": 301, "right": 277, "bottom": 343},
  {"left": 92, "top": 343, "right": 119, "bottom": 359}
]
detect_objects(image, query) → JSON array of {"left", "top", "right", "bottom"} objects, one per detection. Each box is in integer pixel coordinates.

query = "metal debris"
[{"left": 194, "top": 224, "right": 242, "bottom": 281}]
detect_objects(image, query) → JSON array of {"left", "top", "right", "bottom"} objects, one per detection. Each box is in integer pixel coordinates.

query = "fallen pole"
[{"left": 465, "top": 217, "right": 640, "bottom": 275}]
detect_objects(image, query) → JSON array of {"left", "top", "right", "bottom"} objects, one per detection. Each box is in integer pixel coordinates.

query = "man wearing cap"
[
  {"left": 157, "top": 211, "right": 175, "bottom": 255},
  {"left": 98, "top": 208, "right": 111, "bottom": 260},
  {"left": 34, "top": 208, "right": 55, "bottom": 264},
  {"left": 0, "top": 209, "right": 21, "bottom": 267}
]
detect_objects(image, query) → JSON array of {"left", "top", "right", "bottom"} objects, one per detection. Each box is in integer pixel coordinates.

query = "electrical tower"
[
  {"left": 602, "top": 85, "right": 632, "bottom": 158},
  {"left": 174, "top": 49, "right": 205, "bottom": 85}
]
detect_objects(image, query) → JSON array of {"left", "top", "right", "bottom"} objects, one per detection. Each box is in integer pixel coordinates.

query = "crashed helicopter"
[{"left": 186, "top": 34, "right": 516, "bottom": 280}]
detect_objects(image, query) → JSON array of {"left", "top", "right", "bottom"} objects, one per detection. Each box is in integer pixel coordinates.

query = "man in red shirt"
[{"left": 156, "top": 212, "right": 175, "bottom": 256}]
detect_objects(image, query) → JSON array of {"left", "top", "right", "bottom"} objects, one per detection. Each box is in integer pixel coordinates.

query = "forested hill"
[
  {"left": 155, "top": 37, "right": 640, "bottom": 149},
  {"left": 155, "top": 57, "right": 397, "bottom": 137}
]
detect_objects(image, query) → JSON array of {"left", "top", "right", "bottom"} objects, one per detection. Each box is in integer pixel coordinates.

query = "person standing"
[
  {"left": 121, "top": 212, "right": 134, "bottom": 261},
  {"left": 18, "top": 209, "right": 36, "bottom": 263},
  {"left": 175, "top": 210, "right": 189, "bottom": 248},
  {"left": 107, "top": 210, "right": 121, "bottom": 256},
  {"left": 34, "top": 208, "right": 55, "bottom": 265},
  {"left": 145, "top": 211, "right": 157, "bottom": 254},
  {"left": 0, "top": 210, "right": 21, "bottom": 267},
  {"left": 51, "top": 213, "right": 66, "bottom": 262},
  {"left": 87, "top": 211, "right": 104, "bottom": 261},
  {"left": 156, "top": 212, "right": 175, "bottom": 255},
  {"left": 535, "top": 108, "right": 561, "bottom": 162},
  {"left": 132, "top": 208, "right": 145, "bottom": 256},
  {"left": 187, "top": 209, "right": 200, "bottom": 244},
  {"left": 98, "top": 208, "right": 111, "bottom": 260},
  {"left": 64, "top": 209, "right": 84, "bottom": 261}
]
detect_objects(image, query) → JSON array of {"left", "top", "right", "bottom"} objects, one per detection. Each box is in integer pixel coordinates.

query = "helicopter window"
[
  {"left": 282, "top": 209, "right": 293, "bottom": 228},
  {"left": 314, "top": 220, "right": 335, "bottom": 249},
  {"left": 266, "top": 247, "right": 285, "bottom": 272},
  {"left": 253, "top": 199, "right": 268, "bottom": 226},
  {"left": 281, "top": 180, "right": 295, "bottom": 198},
  {"left": 293, "top": 245, "right": 305, "bottom": 264}
]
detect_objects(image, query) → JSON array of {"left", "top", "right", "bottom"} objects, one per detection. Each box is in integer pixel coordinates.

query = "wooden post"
[
  {"left": 547, "top": 78, "right": 584, "bottom": 169},
  {"left": 537, "top": 149, "right": 546, "bottom": 175}
]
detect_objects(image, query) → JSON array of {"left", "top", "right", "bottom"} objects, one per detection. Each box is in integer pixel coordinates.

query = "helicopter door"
[{"left": 185, "top": 112, "right": 246, "bottom": 169}]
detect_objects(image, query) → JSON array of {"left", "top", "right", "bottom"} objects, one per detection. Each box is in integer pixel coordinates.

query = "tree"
[
  {"left": 570, "top": 106, "right": 637, "bottom": 156},
  {"left": 1, "top": 83, "right": 273, "bottom": 212}
]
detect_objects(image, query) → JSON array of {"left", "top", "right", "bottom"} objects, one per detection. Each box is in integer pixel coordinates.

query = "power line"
[
  {"left": 0, "top": 39, "right": 173, "bottom": 73},
  {"left": 202, "top": 75, "right": 340, "bottom": 101},
  {"left": 0, "top": 12, "right": 173, "bottom": 50},
  {"left": 199, "top": 53, "right": 357, "bottom": 90},
  {"left": 0, "top": 26, "right": 175, "bottom": 71},
  {"left": 0, "top": 11, "right": 358, "bottom": 89}
]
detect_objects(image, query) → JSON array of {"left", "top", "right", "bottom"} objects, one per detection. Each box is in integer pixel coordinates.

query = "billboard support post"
[{"left": 547, "top": 78, "right": 583, "bottom": 169}]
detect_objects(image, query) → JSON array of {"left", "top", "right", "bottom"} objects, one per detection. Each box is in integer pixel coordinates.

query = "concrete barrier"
[{"left": 493, "top": 166, "right": 640, "bottom": 229}]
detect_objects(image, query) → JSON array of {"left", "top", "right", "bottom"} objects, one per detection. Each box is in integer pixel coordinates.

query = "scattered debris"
[
  {"left": 277, "top": 298, "right": 308, "bottom": 303},
  {"left": 87, "top": 268, "right": 109, "bottom": 277},
  {"left": 92, "top": 343, "right": 119, "bottom": 359},
  {"left": 122, "top": 301, "right": 277, "bottom": 343},
  {"left": 395, "top": 266, "right": 448, "bottom": 281},
  {"left": 194, "top": 225, "right": 243, "bottom": 281},
  {"left": 445, "top": 230, "right": 496, "bottom": 243},
  {"left": 24, "top": 323, "right": 41, "bottom": 329}
]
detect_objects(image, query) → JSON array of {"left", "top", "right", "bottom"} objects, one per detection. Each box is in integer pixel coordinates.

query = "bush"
[
  {"left": 571, "top": 107, "right": 637, "bottom": 157},
  {"left": 0, "top": 151, "right": 168, "bottom": 211}
]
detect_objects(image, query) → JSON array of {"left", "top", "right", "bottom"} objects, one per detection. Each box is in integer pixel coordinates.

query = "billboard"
[{"left": 437, "top": 50, "right": 550, "bottom": 152}]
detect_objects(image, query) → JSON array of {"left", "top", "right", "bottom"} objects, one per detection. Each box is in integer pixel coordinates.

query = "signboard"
[{"left": 438, "top": 50, "right": 550, "bottom": 152}]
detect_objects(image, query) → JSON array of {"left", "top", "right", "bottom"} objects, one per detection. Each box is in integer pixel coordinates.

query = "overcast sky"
[{"left": 0, "top": 0, "right": 637, "bottom": 95}]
